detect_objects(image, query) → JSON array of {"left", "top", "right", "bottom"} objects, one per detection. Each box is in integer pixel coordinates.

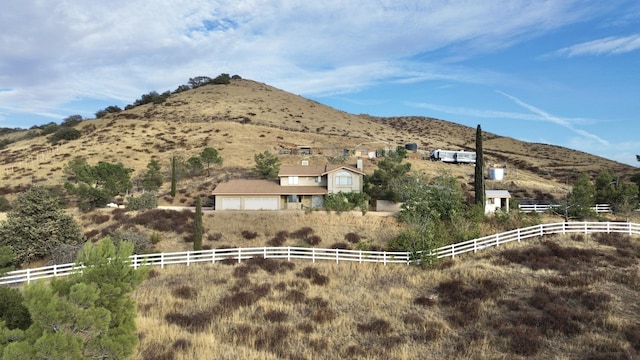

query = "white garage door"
[
  {"left": 221, "top": 197, "right": 242, "bottom": 210},
  {"left": 244, "top": 197, "right": 279, "bottom": 210}
]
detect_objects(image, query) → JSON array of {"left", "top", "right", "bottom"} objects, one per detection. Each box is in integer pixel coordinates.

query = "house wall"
[
  {"left": 326, "top": 170, "right": 363, "bottom": 194},
  {"left": 485, "top": 197, "right": 509, "bottom": 214},
  {"left": 280, "top": 176, "right": 325, "bottom": 187}
]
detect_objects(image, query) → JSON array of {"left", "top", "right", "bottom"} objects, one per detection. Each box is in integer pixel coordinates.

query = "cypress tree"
[
  {"left": 170, "top": 155, "right": 177, "bottom": 197},
  {"left": 474, "top": 124, "right": 485, "bottom": 207},
  {"left": 193, "top": 196, "right": 203, "bottom": 251}
]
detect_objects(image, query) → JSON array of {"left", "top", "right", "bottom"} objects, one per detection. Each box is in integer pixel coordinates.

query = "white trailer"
[{"left": 430, "top": 149, "right": 476, "bottom": 164}]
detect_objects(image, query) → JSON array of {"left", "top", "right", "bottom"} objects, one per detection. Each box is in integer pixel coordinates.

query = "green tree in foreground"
[
  {"left": 0, "top": 239, "right": 148, "bottom": 359},
  {"left": 387, "top": 173, "right": 478, "bottom": 267},
  {"left": 253, "top": 151, "right": 281, "bottom": 180},
  {"left": 194, "top": 196, "right": 203, "bottom": 251},
  {"left": 0, "top": 187, "right": 83, "bottom": 265}
]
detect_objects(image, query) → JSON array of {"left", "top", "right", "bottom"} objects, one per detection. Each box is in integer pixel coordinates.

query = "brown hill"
[{"left": 0, "top": 78, "right": 635, "bottom": 203}]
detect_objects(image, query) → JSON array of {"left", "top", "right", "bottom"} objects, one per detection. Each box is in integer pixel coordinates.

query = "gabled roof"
[
  {"left": 486, "top": 190, "right": 511, "bottom": 198},
  {"left": 212, "top": 179, "right": 327, "bottom": 196},
  {"left": 278, "top": 164, "right": 365, "bottom": 177}
]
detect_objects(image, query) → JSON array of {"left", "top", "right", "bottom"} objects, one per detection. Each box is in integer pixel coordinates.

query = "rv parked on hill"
[{"left": 430, "top": 149, "right": 476, "bottom": 164}]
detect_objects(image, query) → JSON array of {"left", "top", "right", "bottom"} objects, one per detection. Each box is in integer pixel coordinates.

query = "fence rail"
[
  {"left": 518, "top": 203, "right": 612, "bottom": 213},
  {"left": 2, "top": 221, "right": 639, "bottom": 286}
]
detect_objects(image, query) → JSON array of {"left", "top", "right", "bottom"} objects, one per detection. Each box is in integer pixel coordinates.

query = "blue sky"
[{"left": 1, "top": 1, "right": 639, "bottom": 166}]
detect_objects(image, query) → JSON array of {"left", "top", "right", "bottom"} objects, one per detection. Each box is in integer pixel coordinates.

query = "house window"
[
  {"left": 288, "top": 195, "right": 298, "bottom": 202},
  {"left": 289, "top": 176, "right": 299, "bottom": 185},
  {"left": 335, "top": 171, "right": 352, "bottom": 186}
]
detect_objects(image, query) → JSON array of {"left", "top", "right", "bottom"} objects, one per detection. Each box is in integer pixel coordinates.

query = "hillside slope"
[{"left": 0, "top": 78, "right": 635, "bottom": 203}]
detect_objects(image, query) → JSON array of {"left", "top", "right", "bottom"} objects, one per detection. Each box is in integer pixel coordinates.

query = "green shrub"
[
  {"left": 126, "top": 192, "right": 158, "bottom": 210},
  {"left": 48, "top": 126, "right": 81, "bottom": 144}
]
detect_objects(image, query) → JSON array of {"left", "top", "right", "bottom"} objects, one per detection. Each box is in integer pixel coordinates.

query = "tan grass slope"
[{"left": 0, "top": 78, "right": 636, "bottom": 203}]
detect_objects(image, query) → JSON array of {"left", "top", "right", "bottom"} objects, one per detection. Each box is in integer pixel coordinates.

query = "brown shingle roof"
[
  {"left": 278, "top": 164, "right": 365, "bottom": 177},
  {"left": 212, "top": 179, "right": 326, "bottom": 195}
]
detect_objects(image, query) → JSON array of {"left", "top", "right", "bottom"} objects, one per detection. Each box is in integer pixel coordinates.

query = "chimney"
[
  {"left": 301, "top": 159, "right": 309, "bottom": 166},
  {"left": 357, "top": 157, "right": 363, "bottom": 170}
]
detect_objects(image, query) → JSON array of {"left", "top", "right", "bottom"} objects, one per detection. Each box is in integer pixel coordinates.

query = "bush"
[
  {"left": 110, "top": 229, "right": 153, "bottom": 254},
  {"left": 48, "top": 126, "right": 81, "bottom": 144},
  {"left": 241, "top": 230, "right": 258, "bottom": 240},
  {"left": 345, "top": 232, "right": 361, "bottom": 243},
  {"left": 126, "top": 192, "right": 158, "bottom": 210}
]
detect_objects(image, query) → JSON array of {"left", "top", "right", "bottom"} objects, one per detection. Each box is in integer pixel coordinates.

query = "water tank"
[
  {"left": 488, "top": 167, "right": 505, "bottom": 181},
  {"left": 405, "top": 143, "right": 418, "bottom": 152}
]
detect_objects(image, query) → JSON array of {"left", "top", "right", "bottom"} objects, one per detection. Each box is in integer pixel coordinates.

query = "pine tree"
[
  {"left": 142, "top": 159, "right": 163, "bottom": 191},
  {"left": 193, "top": 196, "right": 203, "bottom": 251},
  {"left": 474, "top": 124, "right": 485, "bottom": 207},
  {"left": 0, "top": 239, "right": 148, "bottom": 359}
]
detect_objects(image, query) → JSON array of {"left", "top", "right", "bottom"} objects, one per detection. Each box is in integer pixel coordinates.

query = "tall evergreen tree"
[
  {"left": 170, "top": 155, "right": 177, "bottom": 197},
  {"left": 474, "top": 124, "right": 485, "bottom": 207},
  {"left": 142, "top": 159, "right": 163, "bottom": 192},
  {"left": 193, "top": 196, "right": 203, "bottom": 251}
]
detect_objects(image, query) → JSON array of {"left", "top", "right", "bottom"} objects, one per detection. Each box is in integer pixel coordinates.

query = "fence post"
[
  {"left": 312, "top": 248, "right": 315, "bottom": 263},
  {"left": 517, "top": 228, "right": 521, "bottom": 242},
  {"left": 287, "top": 247, "right": 291, "bottom": 262},
  {"left": 359, "top": 250, "right": 362, "bottom": 264},
  {"left": 212, "top": 249, "right": 216, "bottom": 264},
  {"left": 187, "top": 252, "right": 190, "bottom": 266},
  {"left": 238, "top": 248, "right": 241, "bottom": 263},
  {"left": 161, "top": 253, "right": 165, "bottom": 269},
  {"left": 264, "top": 247, "right": 267, "bottom": 259},
  {"left": 26, "top": 268, "right": 31, "bottom": 284},
  {"left": 383, "top": 251, "right": 387, "bottom": 266},
  {"left": 336, "top": 248, "right": 339, "bottom": 264},
  {"left": 132, "top": 254, "right": 138, "bottom": 269}
]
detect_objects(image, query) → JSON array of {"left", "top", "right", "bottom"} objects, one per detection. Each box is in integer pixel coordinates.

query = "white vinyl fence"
[
  {"left": 518, "top": 203, "right": 612, "bottom": 213},
  {"left": 2, "top": 221, "right": 639, "bottom": 286}
]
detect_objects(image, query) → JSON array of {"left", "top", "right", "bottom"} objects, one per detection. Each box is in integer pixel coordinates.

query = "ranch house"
[{"left": 212, "top": 163, "right": 365, "bottom": 211}]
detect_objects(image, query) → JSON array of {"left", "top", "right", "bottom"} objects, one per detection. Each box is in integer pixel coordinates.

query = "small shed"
[{"left": 485, "top": 190, "right": 511, "bottom": 214}]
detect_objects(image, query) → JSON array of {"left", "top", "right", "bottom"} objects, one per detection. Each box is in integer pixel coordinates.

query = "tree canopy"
[
  {"left": 364, "top": 147, "right": 411, "bottom": 201},
  {"left": 200, "top": 147, "right": 223, "bottom": 177},
  {"left": 253, "top": 151, "right": 281, "bottom": 180},
  {"left": 0, "top": 239, "right": 148, "bottom": 359},
  {"left": 0, "top": 187, "right": 83, "bottom": 265}
]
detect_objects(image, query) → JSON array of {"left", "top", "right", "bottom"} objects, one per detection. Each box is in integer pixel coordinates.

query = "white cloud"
[
  {"left": 0, "top": 0, "right": 608, "bottom": 126},
  {"left": 554, "top": 34, "right": 640, "bottom": 57}
]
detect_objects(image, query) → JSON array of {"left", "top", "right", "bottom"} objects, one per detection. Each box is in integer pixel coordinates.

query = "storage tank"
[
  {"left": 488, "top": 167, "right": 505, "bottom": 181},
  {"left": 405, "top": 143, "right": 418, "bottom": 152}
]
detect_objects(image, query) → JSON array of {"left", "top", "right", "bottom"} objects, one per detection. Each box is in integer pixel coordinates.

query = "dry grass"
[
  {"left": 132, "top": 233, "right": 640, "bottom": 359},
  {"left": 1, "top": 78, "right": 635, "bottom": 207}
]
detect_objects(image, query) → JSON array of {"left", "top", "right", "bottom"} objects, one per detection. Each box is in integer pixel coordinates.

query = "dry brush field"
[{"left": 132, "top": 232, "right": 640, "bottom": 360}]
